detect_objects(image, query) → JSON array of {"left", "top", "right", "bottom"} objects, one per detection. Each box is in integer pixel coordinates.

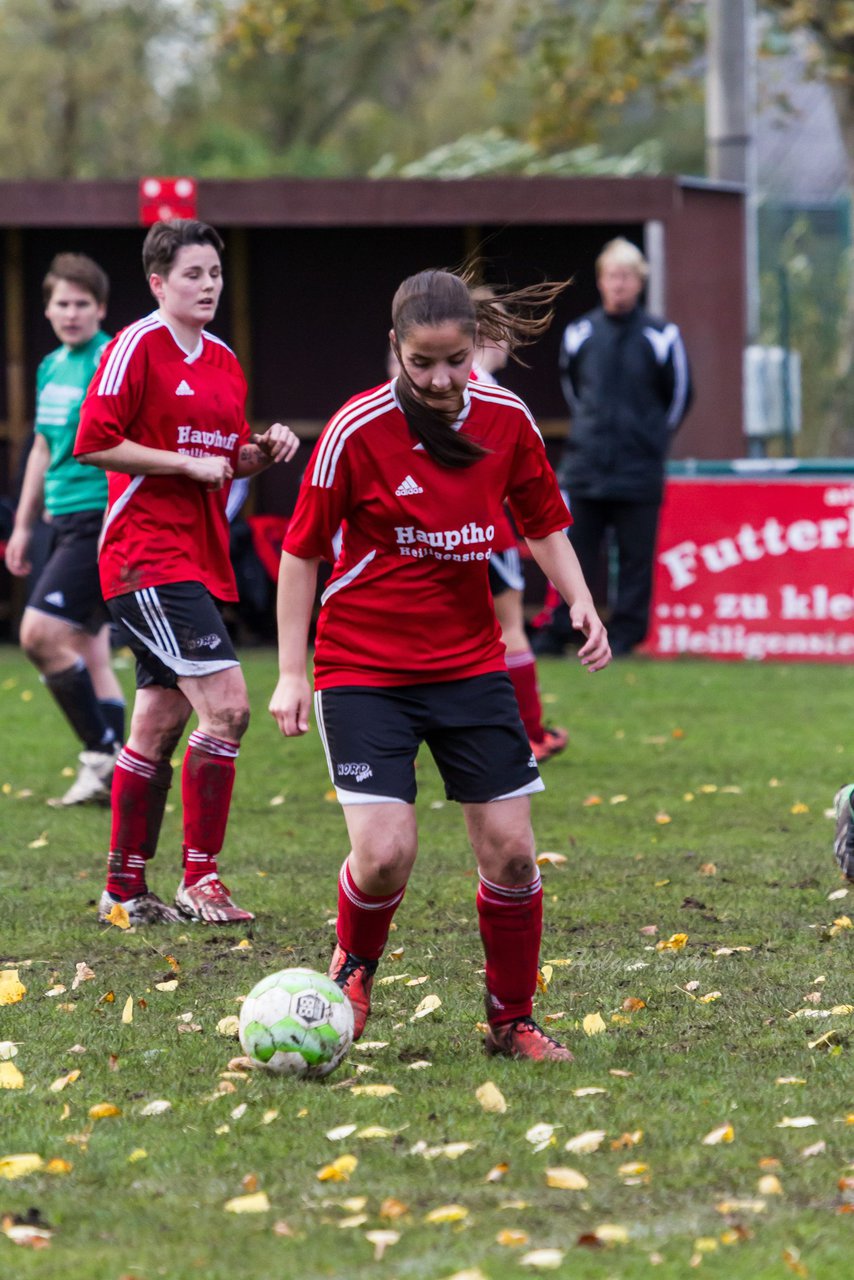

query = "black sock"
[
  {"left": 99, "top": 699, "right": 126, "bottom": 746},
  {"left": 44, "top": 660, "right": 114, "bottom": 752}
]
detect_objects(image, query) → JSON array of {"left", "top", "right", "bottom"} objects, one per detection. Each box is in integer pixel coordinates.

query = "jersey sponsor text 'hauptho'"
[{"left": 75, "top": 314, "right": 250, "bottom": 601}]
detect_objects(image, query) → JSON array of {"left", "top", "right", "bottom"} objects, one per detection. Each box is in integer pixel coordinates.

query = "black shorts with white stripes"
[
  {"left": 106, "top": 581, "right": 239, "bottom": 689},
  {"left": 488, "top": 546, "right": 525, "bottom": 597}
]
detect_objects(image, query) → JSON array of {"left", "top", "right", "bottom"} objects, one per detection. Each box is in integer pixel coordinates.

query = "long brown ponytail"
[{"left": 391, "top": 267, "right": 571, "bottom": 469}]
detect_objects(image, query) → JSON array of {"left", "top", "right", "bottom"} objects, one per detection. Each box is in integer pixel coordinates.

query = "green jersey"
[{"left": 36, "top": 331, "right": 110, "bottom": 516}]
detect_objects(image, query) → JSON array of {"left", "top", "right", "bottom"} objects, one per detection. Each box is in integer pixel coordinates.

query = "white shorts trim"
[
  {"left": 489, "top": 777, "right": 545, "bottom": 802},
  {"left": 335, "top": 788, "right": 409, "bottom": 807}
]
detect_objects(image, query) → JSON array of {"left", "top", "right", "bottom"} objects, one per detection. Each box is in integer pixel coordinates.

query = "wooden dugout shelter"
[{"left": 0, "top": 174, "right": 745, "bottom": 515}]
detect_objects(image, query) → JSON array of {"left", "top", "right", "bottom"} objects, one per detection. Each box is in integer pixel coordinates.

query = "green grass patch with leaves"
[{"left": 0, "top": 646, "right": 852, "bottom": 1280}]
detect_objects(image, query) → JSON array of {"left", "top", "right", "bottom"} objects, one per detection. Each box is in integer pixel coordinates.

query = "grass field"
[{"left": 1, "top": 644, "right": 852, "bottom": 1280}]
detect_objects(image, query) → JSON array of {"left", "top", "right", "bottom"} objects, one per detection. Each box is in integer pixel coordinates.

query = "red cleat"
[
  {"left": 328, "top": 943, "right": 377, "bottom": 1041},
  {"left": 175, "top": 874, "right": 254, "bottom": 924},
  {"left": 530, "top": 726, "right": 569, "bottom": 764},
  {"left": 485, "top": 1016, "right": 574, "bottom": 1062}
]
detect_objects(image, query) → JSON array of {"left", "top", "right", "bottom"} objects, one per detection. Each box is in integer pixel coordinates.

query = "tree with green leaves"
[{"left": 0, "top": 0, "right": 189, "bottom": 178}]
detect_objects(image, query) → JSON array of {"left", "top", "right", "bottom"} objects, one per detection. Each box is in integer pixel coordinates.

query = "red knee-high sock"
[
  {"left": 505, "top": 648, "right": 545, "bottom": 743},
  {"left": 181, "top": 730, "right": 239, "bottom": 887},
  {"left": 105, "top": 747, "right": 173, "bottom": 899},
  {"left": 336, "top": 856, "right": 407, "bottom": 961},
  {"left": 477, "top": 870, "right": 543, "bottom": 1025}
]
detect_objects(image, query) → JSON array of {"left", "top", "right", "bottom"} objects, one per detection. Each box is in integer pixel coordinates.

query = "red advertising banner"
[{"left": 647, "top": 478, "right": 854, "bottom": 662}]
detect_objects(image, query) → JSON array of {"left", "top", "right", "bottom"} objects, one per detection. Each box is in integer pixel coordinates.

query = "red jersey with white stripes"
[
  {"left": 74, "top": 313, "right": 250, "bottom": 601},
  {"left": 284, "top": 378, "right": 571, "bottom": 688}
]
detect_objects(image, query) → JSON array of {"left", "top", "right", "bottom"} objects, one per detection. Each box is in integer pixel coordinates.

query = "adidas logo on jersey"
[
  {"left": 45, "top": 591, "right": 65, "bottom": 607},
  {"left": 395, "top": 474, "right": 423, "bottom": 497},
  {"left": 175, "top": 379, "right": 194, "bottom": 396}
]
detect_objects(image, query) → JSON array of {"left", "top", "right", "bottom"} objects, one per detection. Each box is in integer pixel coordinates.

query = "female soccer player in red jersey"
[
  {"left": 75, "top": 219, "right": 299, "bottom": 925},
  {"left": 270, "top": 269, "right": 610, "bottom": 1060}
]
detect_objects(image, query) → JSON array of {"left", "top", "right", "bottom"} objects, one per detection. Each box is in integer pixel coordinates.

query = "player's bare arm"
[
  {"left": 269, "top": 551, "right": 321, "bottom": 737},
  {"left": 235, "top": 423, "right": 300, "bottom": 476},
  {"left": 77, "top": 438, "right": 233, "bottom": 489},
  {"left": 526, "top": 531, "right": 612, "bottom": 673},
  {"left": 5, "top": 433, "right": 50, "bottom": 577}
]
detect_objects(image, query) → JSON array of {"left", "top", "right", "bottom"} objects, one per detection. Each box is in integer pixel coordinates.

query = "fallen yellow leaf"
[
  {"left": 582, "top": 1012, "right": 607, "bottom": 1036},
  {"left": 475, "top": 1081, "right": 507, "bottom": 1114},
  {"left": 564, "top": 1130, "right": 605, "bottom": 1154},
  {"left": 224, "top": 1191, "right": 270, "bottom": 1214},
  {"left": 45, "top": 1157, "right": 72, "bottom": 1174},
  {"left": 0, "top": 1153, "right": 43, "bottom": 1180},
  {"left": 593, "top": 1224, "right": 630, "bottom": 1245},
  {"left": 379, "top": 1197, "right": 409, "bottom": 1219},
  {"left": 350, "top": 1084, "right": 398, "bottom": 1098},
  {"left": 656, "top": 933, "right": 688, "bottom": 952},
  {"left": 410, "top": 994, "right": 441, "bottom": 1021},
  {"left": 317, "top": 1155, "right": 358, "bottom": 1182},
  {"left": 618, "top": 1161, "right": 649, "bottom": 1177},
  {"left": 89, "top": 1103, "right": 122, "bottom": 1120},
  {"left": 365, "top": 1229, "right": 399, "bottom": 1261},
  {"left": 582, "top": 795, "right": 602, "bottom": 806},
  {"left": 48, "top": 1070, "right": 81, "bottom": 1092},
  {"left": 536, "top": 852, "right": 567, "bottom": 866},
  {"left": 702, "top": 1123, "right": 735, "bottom": 1145},
  {"left": 497, "top": 1228, "right": 529, "bottom": 1246},
  {"left": 155, "top": 980, "right": 178, "bottom": 992},
  {"left": 0, "top": 969, "right": 26, "bottom": 1005},
  {"left": 424, "top": 1204, "right": 469, "bottom": 1224},
  {"left": 121, "top": 996, "right": 134, "bottom": 1024},
  {"left": 520, "top": 1247, "right": 565, "bottom": 1269},
  {"left": 776, "top": 1116, "right": 817, "bottom": 1129},
  {"left": 611, "top": 1130, "right": 643, "bottom": 1149},
  {"left": 0, "top": 1062, "right": 25, "bottom": 1090},
  {"left": 545, "top": 1166, "right": 588, "bottom": 1190},
  {"left": 758, "top": 1174, "right": 783, "bottom": 1195},
  {"left": 103, "top": 902, "right": 130, "bottom": 930}
]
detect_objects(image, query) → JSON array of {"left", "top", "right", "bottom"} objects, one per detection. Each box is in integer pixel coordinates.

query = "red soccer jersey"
[
  {"left": 74, "top": 314, "right": 251, "bottom": 601},
  {"left": 284, "top": 378, "right": 571, "bottom": 689}
]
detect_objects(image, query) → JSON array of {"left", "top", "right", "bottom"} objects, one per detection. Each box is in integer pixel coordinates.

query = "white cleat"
[
  {"left": 98, "top": 889, "right": 182, "bottom": 925},
  {"left": 50, "top": 746, "right": 119, "bottom": 807}
]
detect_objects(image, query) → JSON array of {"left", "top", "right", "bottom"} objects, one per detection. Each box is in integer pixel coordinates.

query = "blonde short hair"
[{"left": 596, "top": 237, "right": 649, "bottom": 282}]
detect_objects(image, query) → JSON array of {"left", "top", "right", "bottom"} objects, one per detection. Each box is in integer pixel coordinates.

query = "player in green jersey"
[{"left": 5, "top": 254, "right": 126, "bottom": 805}]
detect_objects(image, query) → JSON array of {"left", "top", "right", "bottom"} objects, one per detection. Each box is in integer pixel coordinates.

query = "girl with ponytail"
[{"left": 271, "top": 267, "right": 610, "bottom": 1062}]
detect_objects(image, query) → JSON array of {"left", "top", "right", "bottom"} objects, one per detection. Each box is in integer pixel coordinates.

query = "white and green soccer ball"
[{"left": 238, "top": 968, "right": 354, "bottom": 1079}]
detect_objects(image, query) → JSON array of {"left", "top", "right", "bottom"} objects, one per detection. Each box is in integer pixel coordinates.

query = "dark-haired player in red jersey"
[
  {"left": 270, "top": 269, "right": 610, "bottom": 1062},
  {"left": 75, "top": 219, "right": 299, "bottom": 926}
]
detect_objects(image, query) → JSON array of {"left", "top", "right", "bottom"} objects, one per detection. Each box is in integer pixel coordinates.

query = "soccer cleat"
[
  {"left": 174, "top": 873, "right": 255, "bottom": 924},
  {"left": 484, "top": 1016, "right": 574, "bottom": 1062},
  {"left": 328, "top": 944, "right": 377, "bottom": 1040},
  {"left": 51, "top": 746, "right": 119, "bottom": 807},
  {"left": 833, "top": 785, "right": 854, "bottom": 881},
  {"left": 98, "top": 888, "right": 182, "bottom": 925},
  {"left": 530, "top": 725, "right": 569, "bottom": 763}
]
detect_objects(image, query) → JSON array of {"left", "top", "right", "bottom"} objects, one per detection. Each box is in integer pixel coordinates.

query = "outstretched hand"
[{"left": 570, "top": 600, "right": 612, "bottom": 672}]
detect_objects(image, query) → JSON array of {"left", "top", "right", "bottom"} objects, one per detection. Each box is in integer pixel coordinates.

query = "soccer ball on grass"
[{"left": 238, "top": 968, "right": 354, "bottom": 1079}]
